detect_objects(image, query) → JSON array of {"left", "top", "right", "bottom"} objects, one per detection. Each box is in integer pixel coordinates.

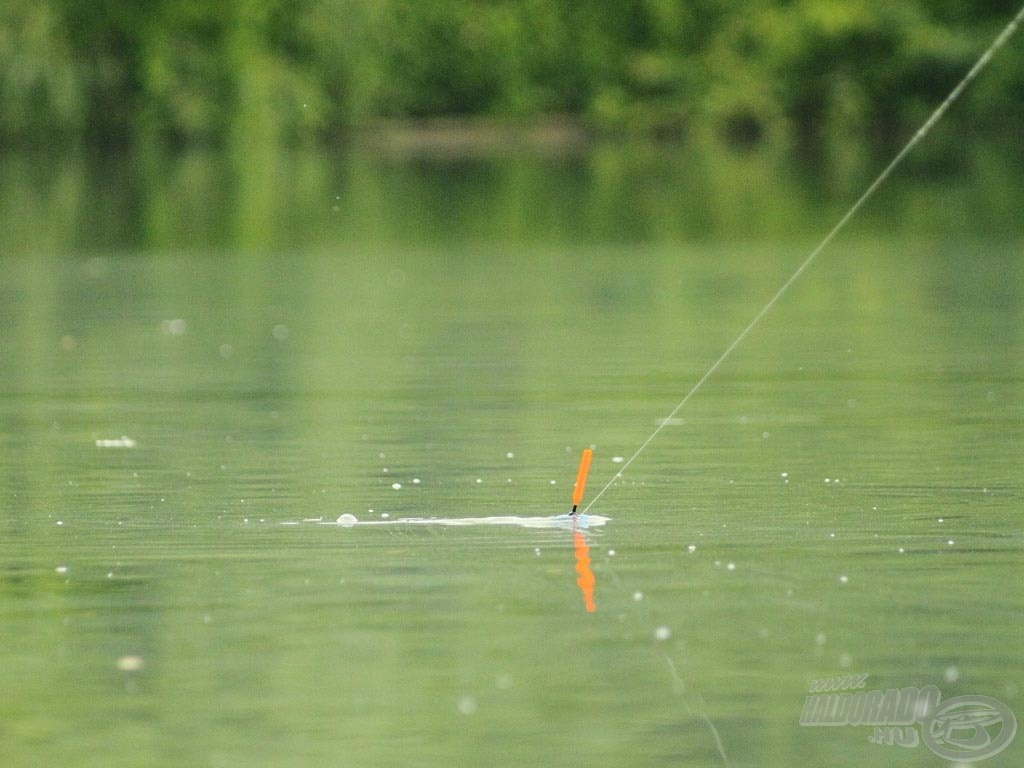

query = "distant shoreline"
[{"left": 354, "top": 116, "right": 592, "bottom": 158}]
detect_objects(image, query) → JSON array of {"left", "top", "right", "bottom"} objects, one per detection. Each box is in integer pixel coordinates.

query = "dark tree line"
[{"left": 1, "top": 0, "right": 1022, "bottom": 150}]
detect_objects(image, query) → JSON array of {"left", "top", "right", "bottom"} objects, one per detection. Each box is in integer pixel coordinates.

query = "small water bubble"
[
  {"left": 607, "top": 549, "right": 616, "bottom": 557},
  {"left": 412, "top": 478, "right": 420, "bottom": 484},
  {"left": 633, "top": 592, "right": 644, "bottom": 601},
  {"left": 456, "top": 695, "right": 477, "bottom": 716},
  {"left": 780, "top": 472, "right": 788, "bottom": 478},
  {"left": 944, "top": 666, "right": 959, "bottom": 683},
  {"left": 534, "top": 548, "right": 541, "bottom": 556},
  {"left": 947, "top": 539, "right": 955, "bottom": 546},
  {"left": 475, "top": 478, "right": 482, "bottom": 484},
  {"left": 337, "top": 514, "right": 358, "bottom": 527},
  {"left": 161, "top": 318, "right": 187, "bottom": 336},
  {"left": 56, "top": 521, "right": 64, "bottom": 526},
  {"left": 839, "top": 575, "right": 849, "bottom": 584},
  {"left": 391, "top": 482, "right": 402, "bottom": 490},
  {"left": 937, "top": 517, "right": 944, "bottom": 523},
  {"left": 727, "top": 562, "right": 736, "bottom": 571},
  {"left": 549, "top": 480, "right": 556, "bottom": 485},
  {"left": 898, "top": 547, "right": 905, "bottom": 554},
  {"left": 218, "top": 343, "right": 233, "bottom": 359},
  {"left": 116, "top": 655, "right": 145, "bottom": 672},
  {"left": 506, "top": 452, "right": 514, "bottom": 459},
  {"left": 611, "top": 456, "right": 624, "bottom": 463},
  {"left": 687, "top": 544, "right": 696, "bottom": 553},
  {"left": 55, "top": 565, "right": 68, "bottom": 574},
  {"left": 654, "top": 626, "right": 672, "bottom": 641},
  {"left": 380, "top": 512, "right": 389, "bottom": 519}
]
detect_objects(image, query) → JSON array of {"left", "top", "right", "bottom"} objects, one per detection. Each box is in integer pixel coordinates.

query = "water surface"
[{"left": 1, "top": 144, "right": 1022, "bottom": 767}]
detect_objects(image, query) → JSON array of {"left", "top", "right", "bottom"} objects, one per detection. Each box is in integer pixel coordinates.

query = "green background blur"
[
  {"left": 3, "top": 4, "right": 1024, "bottom": 768},
  {"left": 3, "top": 0, "right": 1024, "bottom": 153}
]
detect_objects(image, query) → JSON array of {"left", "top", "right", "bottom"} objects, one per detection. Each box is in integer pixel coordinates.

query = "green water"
[{"left": 1, "top": 144, "right": 1022, "bottom": 767}]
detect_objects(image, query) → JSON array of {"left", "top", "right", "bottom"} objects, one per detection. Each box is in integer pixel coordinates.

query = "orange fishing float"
[
  {"left": 570, "top": 448, "right": 592, "bottom": 514},
  {"left": 567, "top": 448, "right": 597, "bottom": 611}
]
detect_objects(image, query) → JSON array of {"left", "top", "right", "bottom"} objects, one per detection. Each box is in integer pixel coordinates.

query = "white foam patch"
[
  {"left": 282, "top": 514, "right": 610, "bottom": 529},
  {"left": 95, "top": 436, "right": 137, "bottom": 448}
]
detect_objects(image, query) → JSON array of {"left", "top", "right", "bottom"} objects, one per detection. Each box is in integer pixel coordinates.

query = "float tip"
[{"left": 570, "top": 448, "right": 593, "bottom": 515}]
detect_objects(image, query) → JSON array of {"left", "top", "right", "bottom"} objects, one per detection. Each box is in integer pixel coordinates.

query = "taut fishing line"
[
  {"left": 583, "top": 3, "right": 1024, "bottom": 514},
  {"left": 579, "top": 10, "right": 1023, "bottom": 763}
]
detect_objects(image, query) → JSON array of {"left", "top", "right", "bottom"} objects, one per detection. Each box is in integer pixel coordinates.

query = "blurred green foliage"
[{"left": 1, "top": 0, "right": 1022, "bottom": 150}]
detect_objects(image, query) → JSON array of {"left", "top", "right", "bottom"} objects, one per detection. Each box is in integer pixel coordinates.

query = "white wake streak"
[{"left": 281, "top": 514, "right": 610, "bottom": 529}]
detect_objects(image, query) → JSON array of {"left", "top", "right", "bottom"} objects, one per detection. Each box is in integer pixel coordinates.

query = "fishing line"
[
  {"left": 583, "top": 3, "right": 1024, "bottom": 514},
  {"left": 664, "top": 652, "right": 730, "bottom": 767},
  {"left": 593, "top": 546, "right": 731, "bottom": 765}
]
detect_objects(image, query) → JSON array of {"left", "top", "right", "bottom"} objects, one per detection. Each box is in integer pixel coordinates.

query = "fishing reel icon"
[{"left": 921, "top": 695, "right": 1017, "bottom": 762}]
